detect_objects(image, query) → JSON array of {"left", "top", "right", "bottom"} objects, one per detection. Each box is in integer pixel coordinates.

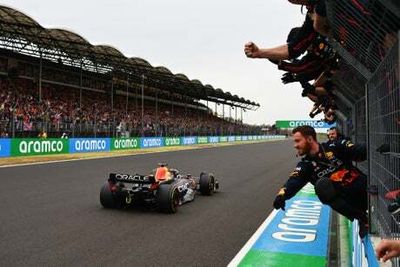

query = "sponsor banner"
[
  {"left": 248, "top": 136, "right": 253, "bottom": 141},
  {"left": 220, "top": 136, "right": 228, "bottom": 142},
  {"left": 235, "top": 136, "right": 242, "bottom": 141},
  {"left": 208, "top": 136, "right": 219, "bottom": 143},
  {"left": 276, "top": 120, "right": 336, "bottom": 129},
  {"left": 0, "top": 139, "right": 11, "bottom": 157},
  {"left": 69, "top": 138, "right": 110, "bottom": 153},
  {"left": 197, "top": 136, "right": 208, "bottom": 144},
  {"left": 231, "top": 184, "right": 330, "bottom": 267},
  {"left": 111, "top": 138, "right": 140, "bottom": 150},
  {"left": 140, "top": 137, "right": 164, "bottom": 148},
  {"left": 242, "top": 136, "right": 248, "bottom": 141},
  {"left": 228, "top": 136, "right": 235, "bottom": 142},
  {"left": 181, "top": 136, "right": 197, "bottom": 146},
  {"left": 11, "top": 138, "right": 69, "bottom": 157},
  {"left": 165, "top": 137, "right": 181, "bottom": 147},
  {"left": 253, "top": 197, "right": 329, "bottom": 256}
]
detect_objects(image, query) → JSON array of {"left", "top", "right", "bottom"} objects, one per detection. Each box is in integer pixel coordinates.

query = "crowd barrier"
[{"left": 0, "top": 135, "right": 286, "bottom": 158}]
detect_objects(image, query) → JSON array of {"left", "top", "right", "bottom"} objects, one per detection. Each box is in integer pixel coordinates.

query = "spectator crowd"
[{"left": 0, "top": 77, "right": 261, "bottom": 138}]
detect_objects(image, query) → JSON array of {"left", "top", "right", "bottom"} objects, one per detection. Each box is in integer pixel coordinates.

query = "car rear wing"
[{"left": 109, "top": 173, "right": 155, "bottom": 184}]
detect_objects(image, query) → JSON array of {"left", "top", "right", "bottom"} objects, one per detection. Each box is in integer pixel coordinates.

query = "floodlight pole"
[
  {"left": 135, "top": 86, "right": 138, "bottom": 113},
  {"left": 38, "top": 52, "right": 43, "bottom": 102},
  {"left": 126, "top": 73, "right": 129, "bottom": 116},
  {"left": 222, "top": 104, "right": 225, "bottom": 119},
  {"left": 111, "top": 80, "right": 114, "bottom": 112},
  {"left": 241, "top": 108, "right": 243, "bottom": 123},
  {"left": 141, "top": 74, "right": 145, "bottom": 136},
  {"left": 235, "top": 106, "right": 237, "bottom": 122},
  {"left": 79, "top": 60, "right": 83, "bottom": 109},
  {"left": 155, "top": 89, "right": 158, "bottom": 136}
]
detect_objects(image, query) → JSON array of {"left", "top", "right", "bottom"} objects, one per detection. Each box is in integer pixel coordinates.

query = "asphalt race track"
[{"left": 0, "top": 140, "right": 298, "bottom": 266}]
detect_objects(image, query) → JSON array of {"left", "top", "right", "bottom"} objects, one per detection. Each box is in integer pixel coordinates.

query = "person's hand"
[
  {"left": 376, "top": 239, "right": 400, "bottom": 262},
  {"left": 244, "top": 42, "right": 259, "bottom": 58},
  {"left": 281, "top": 72, "right": 296, "bottom": 84},
  {"left": 273, "top": 195, "right": 286, "bottom": 210}
]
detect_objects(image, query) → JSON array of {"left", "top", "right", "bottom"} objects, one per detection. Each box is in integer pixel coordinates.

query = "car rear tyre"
[
  {"left": 199, "top": 172, "right": 215, "bottom": 196},
  {"left": 157, "top": 183, "right": 179, "bottom": 213},
  {"left": 100, "top": 182, "right": 124, "bottom": 209}
]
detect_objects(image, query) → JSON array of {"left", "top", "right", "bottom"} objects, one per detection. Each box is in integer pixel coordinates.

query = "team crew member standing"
[
  {"left": 273, "top": 125, "right": 369, "bottom": 237},
  {"left": 326, "top": 126, "right": 348, "bottom": 144}
]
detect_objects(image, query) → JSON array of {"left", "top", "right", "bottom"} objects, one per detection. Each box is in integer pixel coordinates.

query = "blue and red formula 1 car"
[{"left": 100, "top": 163, "right": 219, "bottom": 213}]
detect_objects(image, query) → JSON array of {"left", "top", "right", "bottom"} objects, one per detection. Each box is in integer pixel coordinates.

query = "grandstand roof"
[
  {"left": 0, "top": 5, "right": 41, "bottom": 27},
  {"left": 0, "top": 5, "right": 260, "bottom": 109}
]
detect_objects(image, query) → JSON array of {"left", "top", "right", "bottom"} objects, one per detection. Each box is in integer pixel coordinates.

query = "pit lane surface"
[{"left": 0, "top": 140, "right": 298, "bottom": 266}]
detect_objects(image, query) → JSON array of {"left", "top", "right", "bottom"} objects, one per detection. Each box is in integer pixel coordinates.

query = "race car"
[{"left": 100, "top": 163, "right": 219, "bottom": 213}]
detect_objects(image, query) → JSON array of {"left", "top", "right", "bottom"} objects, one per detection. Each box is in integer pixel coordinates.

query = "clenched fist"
[{"left": 244, "top": 42, "right": 260, "bottom": 58}]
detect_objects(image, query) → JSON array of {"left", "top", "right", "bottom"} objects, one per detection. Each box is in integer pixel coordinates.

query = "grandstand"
[{"left": 0, "top": 5, "right": 261, "bottom": 138}]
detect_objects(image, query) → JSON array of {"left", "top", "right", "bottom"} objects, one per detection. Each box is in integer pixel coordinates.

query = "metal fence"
[
  {"left": 354, "top": 96, "right": 368, "bottom": 174},
  {"left": 367, "top": 36, "right": 400, "bottom": 240},
  {"left": 326, "top": 0, "right": 400, "bottom": 264},
  {"left": 0, "top": 118, "right": 261, "bottom": 138},
  {"left": 326, "top": 0, "right": 400, "bottom": 74}
]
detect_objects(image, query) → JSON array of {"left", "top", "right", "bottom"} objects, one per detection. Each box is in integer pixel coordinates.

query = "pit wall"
[
  {"left": 349, "top": 220, "right": 379, "bottom": 267},
  {"left": 0, "top": 135, "right": 286, "bottom": 157}
]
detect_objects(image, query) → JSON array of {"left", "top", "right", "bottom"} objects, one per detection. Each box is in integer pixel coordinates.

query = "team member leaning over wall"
[{"left": 273, "top": 125, "right": 369, "bottom": 237}]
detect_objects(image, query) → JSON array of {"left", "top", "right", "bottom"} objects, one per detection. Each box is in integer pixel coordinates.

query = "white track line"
[
  {"left": 0, "top": 147, "right": 199, "bottom": 169},
  {"left": 228, "top": 209, "right": 279, "bottom": 267}
]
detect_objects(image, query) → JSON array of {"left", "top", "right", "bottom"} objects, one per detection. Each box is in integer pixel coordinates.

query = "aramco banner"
[
  {"left": 111, "top": 138, "right": 140, "bottom": 150},
  {"left": 11, "top": 138, "right": 69, "bottom": 156},
  {"left": 69, "top": 138, "right": 110, "bottom": 153},
  {"left": 165, "top": 137, "right": 181, "bottom": 147},
  {"left": 276, "top": 120, "right": 336, "bottom": 129}
]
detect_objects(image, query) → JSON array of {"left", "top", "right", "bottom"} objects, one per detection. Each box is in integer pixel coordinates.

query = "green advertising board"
[
  {"left": 111, "top": 138, "right": 140, "bottom": 150},
  {"left": 197, "top": 136, "right": 208, "bottom": 144},
  {"left": 219, "top": 136, "right": 228, "bottom": 142},
  {"left": 164, "top": 137, "right": 181, "bottom": 146},
  {"left": 276, "top": 120, "right": 336, "bottom": 129},
  {"left": 11, "top": 138, "right": 69, "bottom": 157}
]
